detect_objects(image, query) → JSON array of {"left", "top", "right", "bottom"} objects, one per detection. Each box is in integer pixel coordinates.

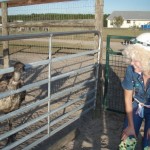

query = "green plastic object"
[
  {"left": 119, "top": 137, "right": 137, "bottom": 150},
  {"left": 144, "top": 146, "right": 150, "bottom": 150}
]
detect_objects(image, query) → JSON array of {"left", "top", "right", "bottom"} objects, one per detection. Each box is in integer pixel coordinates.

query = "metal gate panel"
[
  {"left": 104, "top": 35, "right": 135, "bottom": 113},
  {"left": 0, "top": 30, "right": 101, "bottom": 149}
]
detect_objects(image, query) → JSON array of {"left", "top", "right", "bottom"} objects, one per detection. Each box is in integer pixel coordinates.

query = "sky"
[
  {"left": 104, "top": 0, "right": 150, "bottom": 14},
  {"left": 0, "top": 0, "right": 150, "bottom": 15}
]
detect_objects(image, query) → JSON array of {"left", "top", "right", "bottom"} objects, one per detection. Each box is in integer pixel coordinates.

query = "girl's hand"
[
  {"left": 121, "top": 126, "right": 137, "bottom": 141},
  {"left": 147, "top": 128, "right": 150, "bottom": 139}
]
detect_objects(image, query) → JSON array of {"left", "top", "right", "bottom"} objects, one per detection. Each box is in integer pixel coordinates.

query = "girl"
[{"left": 119, "top": 33, "right": 150, "bottom": 150}]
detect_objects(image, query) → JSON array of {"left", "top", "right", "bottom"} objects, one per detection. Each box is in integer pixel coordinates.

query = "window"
[
  {"left": 127, "top": 20, "right": 130, "bottom": 23},
  {"left": 110, "top": 20, "right": 113, "bottom": 25}
]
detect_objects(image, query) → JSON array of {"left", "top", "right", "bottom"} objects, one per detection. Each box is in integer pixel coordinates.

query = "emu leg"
[{"left": 6, "top": 118, "right": 16, "bottom": 145}]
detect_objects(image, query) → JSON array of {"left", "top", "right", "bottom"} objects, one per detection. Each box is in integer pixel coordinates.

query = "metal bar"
[
  {"left": 50, "top": 90, "right": 95, "bottom": 115},
  {"left": 0, "top": 78, "right": 95, "bottom": 122},
  {"left": 0, "top": 111, "right": 49, "bottom": 141},
  {"left": 2, "top": 125, "right": 48, "bottom": 150},
  {"left": 51, "top": 78, "right": 96, "bottom": 100},
  {"left": 0, "top": 65, "right": 95, "bottom": 121},
  {"left": 0, "top": 75, "right": 95, "bottom": 100},
  {"left": 103, "top": 35, "right": 111, "bottom": 109},
  {"left": 47, "top": 35, "right": 52, "bottom": 135},
  {"left": 51, "top": 64, "right": 96, "bottom": 82},
  {"left": 52, "top": 49, "right": 99, "bottom": 63},
  {"left": 0, "top": 67, "right": 14, "bottom": 75},
  {"left": 50, "top": 106, "right": 94, "bottom": 136},
  {"left": 25, "top": 51, "right": 97, "bottom": 70},
  {"left": 107, "top": 35, "right": 135, "bottom": 40},
  {"left": 0, "top": 63, "right": 95, "bottom": 100},
  {"left": 0, "top": 0, "right": 9, "bottom": 2},
  {"left": 94, "top": 33, "right": 101, "bottom": 109},
  {"left": 0, "top": 97, "right": 94, "bottom": 142},
  {"left": 0, "top": 97, "right": 49, "bottom": 122},
  {"left": 25, "top": 59, "right": 50, "bottom": 69},
  {"left": 0, "top": 89, "right": 95, "bottom": 123},
  {"left": 50, "top": 98, "right": 95, "bottom": 127},
  {"left": 0, "top": 80, "right": 95, "bottom": 141},
  {"left": 23, "top": 135, "right": 49, "bottom": 150},
  {"left": 23, "top": 104, "right": 94, "bottom": 150},
  {"left": 0, "top": 79, "right": 49, "bottom": 99},
  {"left": 0, "top": 30, "right": 99, "bottom": 41},
  {"left": 23, "top": 105, "right": 94, "bottom": 150}
]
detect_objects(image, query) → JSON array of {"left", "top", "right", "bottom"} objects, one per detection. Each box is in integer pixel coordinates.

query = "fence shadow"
[
  {"left": 68, "top": 64, "right": 142, "bottom": 150},
  {"left": 68, "top": 64, "right": 124, "bottom": 150}
]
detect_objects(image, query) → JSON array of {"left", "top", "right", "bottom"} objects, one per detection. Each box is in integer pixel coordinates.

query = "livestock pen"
[{"left": 0, "top": 0, "right": 104, "bottom": 149}]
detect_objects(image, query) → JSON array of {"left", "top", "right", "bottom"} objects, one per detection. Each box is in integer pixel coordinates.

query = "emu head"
[
  {"left": 14, "top": 62, "right": 25, "bottom": 73},
  {"left": 12, "top": 62, "right": 25, "bottom": 83},
  {"left": 9, "top": 62, "right": 25, "bottom": 89}
]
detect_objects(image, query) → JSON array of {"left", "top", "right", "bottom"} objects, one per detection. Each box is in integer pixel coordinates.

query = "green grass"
[
  {"left": 103, "top": 28, "right": 148, "bottom": 41},
  {"left": 0, "top": 39, "right": 94, "bottom": 55},
  {"left": 8, "top": 27, "right": 149, "bottom": 42},
  {"left": 0, "top": 28, "right": 149, "bottom": 55}
]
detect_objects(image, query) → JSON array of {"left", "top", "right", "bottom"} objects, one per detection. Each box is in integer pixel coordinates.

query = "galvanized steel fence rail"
[{"left": 0, "top": 30, "right": 101, "bottom": 149}]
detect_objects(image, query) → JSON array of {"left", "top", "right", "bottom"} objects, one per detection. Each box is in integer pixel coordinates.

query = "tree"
[
  {"left": 103, "top": 14, "right": 109, "bottom": 27},
  {"left": 113, "top": 16, "right": 124, "bottom": 28}
]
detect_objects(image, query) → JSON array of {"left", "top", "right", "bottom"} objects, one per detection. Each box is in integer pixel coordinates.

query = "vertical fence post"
[
  {"left": 94, "top": 33, "right": 101, "bottom": 112},
  {"left": 103, "top": 35, "right": 110, "bottom": 110},
  {"left": 1, "top": 2, "right": 9, "bottom": 68},
  {"left": 48, "top": 35, "right": 52, "bottom": 135},
  {"left": 95, "top": 0, "right": 104, "bottom": 114}
]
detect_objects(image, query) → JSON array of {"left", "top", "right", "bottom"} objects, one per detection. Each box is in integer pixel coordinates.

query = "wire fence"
[
  {"left": 0, "top": 0, "right": 97, "bottom": 67},
  {"left": 0, "top": 0, "right": 96, "bottom": 35},
  {"left": 104, "top": 35, "right": 135, "bottom": 113}
]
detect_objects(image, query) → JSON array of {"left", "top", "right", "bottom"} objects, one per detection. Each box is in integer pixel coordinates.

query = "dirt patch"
[{"left": 60, "top": 110, "right": 143, "bottom": 150}]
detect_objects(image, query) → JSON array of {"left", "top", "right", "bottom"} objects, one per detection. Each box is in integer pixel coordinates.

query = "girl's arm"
[
  {"left": 124, "top": 89, "right": 134, "bottom": 127},
  {"left": 147, "top": 128, "right": 150, "bottom": 139},
  {"left": 121, "top": 89, "right": 136, "bottom": 140}
]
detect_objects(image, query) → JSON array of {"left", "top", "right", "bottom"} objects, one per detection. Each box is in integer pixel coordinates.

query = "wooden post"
[
  {"left": 95, "top": 0, "right": 104, "bottom": 35},
  {"left": 2, "top": 2, "right": 9, "bottom": 68},
  {"left": 95, "top": 0, "right": 104, "bottom": 115}
]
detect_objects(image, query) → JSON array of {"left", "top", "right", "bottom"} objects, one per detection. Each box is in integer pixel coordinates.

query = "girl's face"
[{"left": 131, "top": 60, "right": 143, "bottom": 73}]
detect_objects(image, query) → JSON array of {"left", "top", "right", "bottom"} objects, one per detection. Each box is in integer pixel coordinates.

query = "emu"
[{"left": 0, "top": 61, "right": 26, "bottom": 144}]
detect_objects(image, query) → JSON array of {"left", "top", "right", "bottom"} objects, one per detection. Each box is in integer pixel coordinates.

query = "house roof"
[
  {"left": 0, "top": 0, "right": 73, "bottom": 7},
  {"left": 107, "top": 11, "right": 150, "bottom": 20}
]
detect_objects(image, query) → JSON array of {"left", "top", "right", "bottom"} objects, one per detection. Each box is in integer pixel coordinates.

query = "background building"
[{"left": 107, "top": 11, "right": 150, "bottom": 28}]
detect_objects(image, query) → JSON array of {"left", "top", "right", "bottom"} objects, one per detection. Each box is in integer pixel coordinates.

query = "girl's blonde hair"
[{"left": 122, "top": 44, "right": 150, "bottom": 74}]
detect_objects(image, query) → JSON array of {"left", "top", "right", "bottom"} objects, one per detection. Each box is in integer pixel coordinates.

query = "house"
[{"left": 107, "top": 11, "right": 150, "bottom": 28}]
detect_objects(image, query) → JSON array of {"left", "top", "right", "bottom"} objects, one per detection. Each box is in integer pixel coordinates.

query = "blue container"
[{"left": 141, "top": 24, "right": 150, "bottom": 30}]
